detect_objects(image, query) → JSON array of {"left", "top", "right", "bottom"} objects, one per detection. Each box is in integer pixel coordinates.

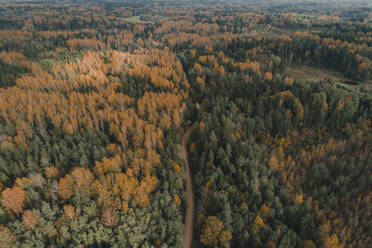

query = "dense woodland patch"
[{"left": 0, "top": 1, "right": 371, "bottom": 247}]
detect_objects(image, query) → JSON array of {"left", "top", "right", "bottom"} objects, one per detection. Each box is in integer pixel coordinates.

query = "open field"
[
  {"left": 285, "top": 66, "right": 353, "bottom": 83},
  {"left": 285, "top": 66, "right": 372, "bottom": 94}
]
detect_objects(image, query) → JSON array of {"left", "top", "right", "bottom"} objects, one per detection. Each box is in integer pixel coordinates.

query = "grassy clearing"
[
  {"left": 116, "top": 16, "right": 154, "bottom": 24},
  {"left": 285, "top": 66, "right": 352, "bottom": 82},
  {"left": 285, "top": 66, "right": 372, "bottom": 93},
  {"left": 124, "top": 16, "right": 141, "bottom": 22}
]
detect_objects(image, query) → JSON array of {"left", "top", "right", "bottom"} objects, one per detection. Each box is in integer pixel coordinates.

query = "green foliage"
[
  {"left": 0, "top": 60, "right": 29, "bottom": 88},
  {"left": 0, "top": 1, "right": 370, "bottom": 247}
]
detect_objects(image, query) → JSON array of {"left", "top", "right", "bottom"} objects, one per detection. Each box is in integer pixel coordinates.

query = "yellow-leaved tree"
[{"left": 200, "top": 216, "right": 232, "bottom": 247}]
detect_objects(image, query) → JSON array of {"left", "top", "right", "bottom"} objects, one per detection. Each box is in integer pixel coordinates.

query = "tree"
[
  {"left": 22, "top": 210, "right": 38, "bottom": 231},
  {"left": 63, "top": 205, "right": 79, "bottom": 221},
  {"left": 28, "top": 173, "right": 45, "bottom": 189},
  {"left": 173, "top": 194, "right": 181, "bottom": 207},
  {"left": 44, "top": 166, "right": 60, "bottom": 179},
  {"left": 303, "top": 240, "right": 316, "bottom": 248},
  {"left": 58, "top": 176, "right": 74, "bottom": 200},
  {"left": 219, "top": 230, "right": 232, "bottom": 245},
  {"left": 0, "top": 225, "right": 16, "bottom": 248},
  {"left": 101, "top": 207, "right": 119, "bottom": 228},
  {"left": 200, "top": 216, "right": 231, "bottom": 247},
  {"left": 71, "top": 167, "right": 94, "bottom": 196},
  {"left": 323, "top": 234, "right": 341, "bottom": 248},
  {"left": 294, "top": 193, "right": 304, "bottom": 205},
  {"left": 260, "top": 204, "right": 270, "bottom": 217},
  {"left": 200, "top": 216, "right": 223, "bottom": 247},
  {"left": 1, "top": 186, "right": 25, "bottom": 214},
  {"left": 268, "top": 154, "right": 279, "bottom": 171},
  {"left": 254, "top": 216, "right": 265, "bottom": 227}
]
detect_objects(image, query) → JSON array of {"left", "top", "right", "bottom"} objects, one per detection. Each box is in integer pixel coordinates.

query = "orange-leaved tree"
[
  {"left": 1, "top": 186, "right": 26, "bottom": 214},
  {"left": 22, "top": 210, "right": 38, "bottom": 231}
]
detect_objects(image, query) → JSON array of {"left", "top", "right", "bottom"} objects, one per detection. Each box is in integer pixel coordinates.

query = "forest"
[{"left": 0, "top": 0, "right": 371, "bottom": 247}]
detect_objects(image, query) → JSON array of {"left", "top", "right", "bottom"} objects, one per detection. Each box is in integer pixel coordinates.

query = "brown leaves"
[
  {"left": 303, "top": 240, "right": 316, "bottom": 248},
  {"left": 71, "top": 167, "right": 94, "bottom": 194},
  {"left": 133, "top": 174, "right": 158, "bottom": 206},
  {"left": 63, "top": 205, "right": 79, "bottom": 221},
  {"left": 200, "top": 216, "right": 232, "bottom": 247},
  {"left": 0, "top": 225, "right": 16, "bottom": 248},
  {"left": 0, "top": 49, "right": 184, "bottom": 166},
  {"left": 100, "top": 207, "right": 119, "bottom": 228},
  {"left": 1, "top": 186, "right": 25, "bottom": 214},
  {"left": 293, "top": 194, "right": 304, "bottom": 205},
  {"left": 189, "top": 142, "right": 195, "bottom": 153},
  {"left": 254, "top": 216, "right": 265, "bottom": 227},
  {"left": 0, "top": 42, "right": 186, "bottom": 223},
  {"left": 94, "top": 157, "right": 122, "bottom": 176},
  {"left": 322, "top": 234, "right": 342, "bottom": 248},
  {"left": 285, "top": 77, "right": 294, "bottom": 86},
  {"left": 44, "top": 166, "right": 60, "bottom": 179},
  {"left": 67, "top": 38, "right": 105, "bottom": 51},
  {"left": 22, "top": 210, "right": 38, "bottom": 231},
  {"left": 213, "top": 63, "right": 225, "bottom": 76},
  {"left": 15, "top": 177, "right": 31, "bottom": 189},
  {"left": 94, "top": 168, "right": 157, "bottom": 208},
  {"left": 193, "top": 63, "right": 203, "bottom": 73},
  {"left": 173, "top": 194, "right": 181, "bottom": 207},
  {"left": 263, "top": 72, "right": 273, "bottom": 81},
  {"left": 137, "top": 91, "right": 182, "bottom": 129},
  {"left": 260, "top": 204, "right": 270, "bottom": 217},
  {"left": 28, "top": 173, "right": 45, "bottom": 189},
  {"left": 268, "top": 154, "right": 279, "bottom": 171},
  {"left": 58, "top": 167, "right": 95, "bottom": 200},
  {"left": 170, "top": 160, "right": 181, "bottom": 173},
  {"left": 58, "top": 176, "right": 74, "bottom": 200},
  {"left": 112, "top": 173, "right": 139, "bottom": 202},
  {"left": 232, "top": 60, "right": 261, "bottom": 76},
  {"left": 150, "top": 67, "right": 174, "bottom": 88}
]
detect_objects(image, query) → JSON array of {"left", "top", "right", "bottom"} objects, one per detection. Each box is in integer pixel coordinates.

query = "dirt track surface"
[{"left": 182, "top": 128, "right": 194, "bottom": 248}]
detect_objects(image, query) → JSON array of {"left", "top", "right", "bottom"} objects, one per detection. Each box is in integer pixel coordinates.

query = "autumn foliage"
[
  {"left": 1, "top": 186, "right": 25, "bottom": 214},
  {"left": 22, "top": 210, "right": 38, "bottom": 231},
  {"left": 200, "top": 216, "right": 232, "bottom": 247},
  {"left": 0, "top": 1, "right": 370, "bottom": 247}
]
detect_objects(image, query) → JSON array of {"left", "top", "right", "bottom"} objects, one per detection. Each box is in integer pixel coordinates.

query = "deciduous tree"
[{"left": 1, "top": 186, "right": 25, "bottom": 214}]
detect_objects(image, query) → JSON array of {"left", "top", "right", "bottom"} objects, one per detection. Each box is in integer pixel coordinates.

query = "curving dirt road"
[{"left": 182, "top": 128, "right": 194, "bottom": 248}]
